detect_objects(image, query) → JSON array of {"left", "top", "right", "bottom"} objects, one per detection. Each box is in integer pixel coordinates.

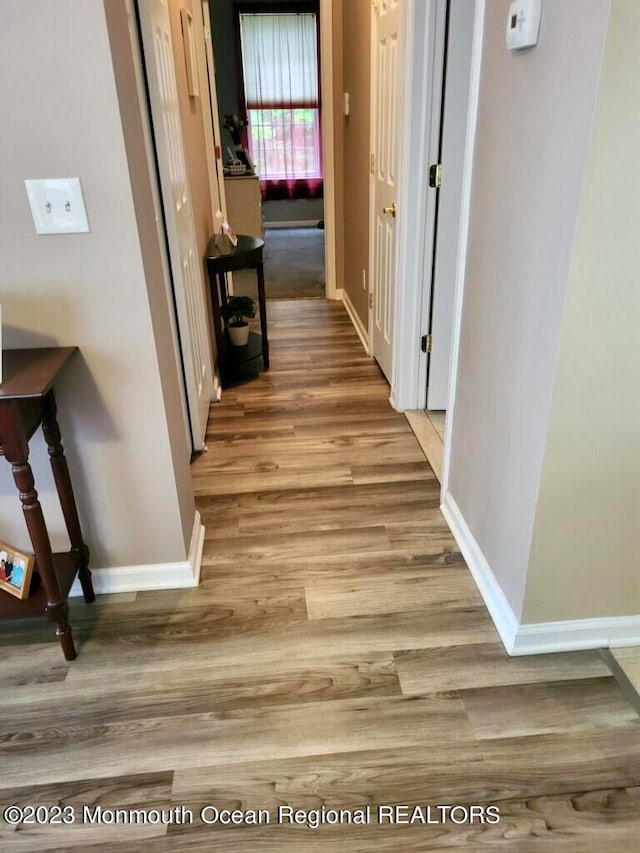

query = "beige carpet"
[{"left": 233, "top": 227, "right": 325, "bottom": 300}]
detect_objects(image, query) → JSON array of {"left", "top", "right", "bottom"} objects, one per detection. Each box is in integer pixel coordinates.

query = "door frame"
[
  {"left": 319, "top": 0, "right": 338, "bottom": 300},
  {"left": 389, "top": 0, "right": 447, "bottom": 410},
  {"left": 390, "top": 0, "right": 484, "bottom": 424},
  {"left": 440, "top": 0, "right": 485, "bottom": 493},
  {"left": 199, "top": 1, "right": 229, "bottom": 229}
]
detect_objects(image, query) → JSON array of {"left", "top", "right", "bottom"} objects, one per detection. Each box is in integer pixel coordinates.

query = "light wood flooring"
[
  {"left": 1, "top": 299, "right": 639, "bottom": 851},
  {"left": 405, "top": 410, "right": 446, "bottom": 483}
]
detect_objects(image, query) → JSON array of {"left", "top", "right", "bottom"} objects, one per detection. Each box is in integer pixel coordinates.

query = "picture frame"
[{"left": 0, "top": 542, "right": 35, "bottom": 600}]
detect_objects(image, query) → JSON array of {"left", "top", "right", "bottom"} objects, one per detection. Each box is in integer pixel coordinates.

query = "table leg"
[
  {"left": 0, "top": 404, "right": 77, "bottom": 660},
  {"left": 42, "top": 391, "right": 95, "bottom": 604},
  {"left": 256, "top": 259, "right": 269, "bottom": 369},
  {"left": 219, "top": 271, "right": 230, "bottom": 313},
  {"left": 217, "top": 271, "right": 231, "bottom": 385}
]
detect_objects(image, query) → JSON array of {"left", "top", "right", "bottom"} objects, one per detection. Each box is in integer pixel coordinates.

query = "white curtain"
[
  {"left": 240, "top": 13, "right": 318, "bottom": 108},
  {"left": 239, "top": 12, "right": 323, "bottom": 190}
]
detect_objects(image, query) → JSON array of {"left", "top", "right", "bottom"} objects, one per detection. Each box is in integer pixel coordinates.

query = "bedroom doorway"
[{"left": 210, "top": 1, "right": 330, "bottom": 301}]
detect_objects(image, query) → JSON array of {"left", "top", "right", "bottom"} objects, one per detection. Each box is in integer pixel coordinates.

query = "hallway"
[{"left": 1, "top": 300, "right": 639, "bottom": 851}]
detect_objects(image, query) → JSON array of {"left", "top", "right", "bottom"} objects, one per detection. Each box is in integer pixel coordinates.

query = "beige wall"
[
  {"left": 448, "top": 0, "right": 611, "bottom": 617},
  {"left": 0, "top": 1, "right": 195, "bottom": 568},
  {"left": 523, "top": 0, "right": 640, "bottom": 622},
  {"left": 340, "top": 0, "right": 371, "bottom": 322}
]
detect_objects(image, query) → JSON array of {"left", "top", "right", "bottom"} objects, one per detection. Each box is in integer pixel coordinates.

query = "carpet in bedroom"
[{"left": 232, "top": 227, "right": 325, "bottom": 300}]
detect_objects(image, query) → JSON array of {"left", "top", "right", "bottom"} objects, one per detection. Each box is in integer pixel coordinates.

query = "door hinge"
[
  {"left": 429, "top": 164, "right": 442, "bottom": 189},
  {"left": 372, "top": 0, "right": 379, "bottom": 11},
  {"left": 421, "top": 333, "right": 432, "bottom": 353},
  {"left": 370, "top": 153, "right": 376, "bottom": 174},
  {"left": 203, "top": 24, "right": 211, "bottom": 42},
  {"left": 369, "top": 292, "right": 374, "bottom": 310}
]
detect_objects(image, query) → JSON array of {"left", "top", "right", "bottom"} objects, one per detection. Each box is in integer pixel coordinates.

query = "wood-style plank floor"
[{"left": 1, "top": 299, "right": 639, "bottom": 851}]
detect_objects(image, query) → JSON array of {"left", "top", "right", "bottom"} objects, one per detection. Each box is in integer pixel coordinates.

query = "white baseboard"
[
  {"left": 69, "top": 510, "right": 204, "bottom": 597},
  {"left": 511, "top": 615, "right": 640, "bottom": 655},
  {"left": 340, "top": 289, "right": 370, "bottom": 354},
  {"left": 440, "top": 490, "right": 519, "bottom": 653},
  {"left": 264, "top": 220, "right": 320, "bottom": 229},
  {"left": 441, "top": 490, "right": 640, "bottom": 655}
]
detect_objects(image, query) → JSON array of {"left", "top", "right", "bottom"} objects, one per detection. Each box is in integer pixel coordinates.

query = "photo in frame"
[{"left": 0, "top": 542, "right": 35, "bottom": 600}]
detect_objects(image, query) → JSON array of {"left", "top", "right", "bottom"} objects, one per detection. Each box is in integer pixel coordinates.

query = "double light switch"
[{"left": 25, "top": 178, "right": 90, "bottom": 234}]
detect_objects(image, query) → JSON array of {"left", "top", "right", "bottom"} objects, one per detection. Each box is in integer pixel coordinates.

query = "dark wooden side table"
[
  {"left": 205, "top": 234, "right": 269, "bottom": 386},
  {"left": 0, "top": 347, "right": 94, "bottom": 660}
]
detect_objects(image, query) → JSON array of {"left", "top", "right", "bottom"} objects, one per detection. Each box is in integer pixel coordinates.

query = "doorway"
[
  {"left": 394, "top": 0, "right": 480, "bottom": 485},
  {"left": 420, "top": 0, "right": 476, "bottom": 478},
  {"left": 209, "top": 1, "right": 330, "bottom": 302}
]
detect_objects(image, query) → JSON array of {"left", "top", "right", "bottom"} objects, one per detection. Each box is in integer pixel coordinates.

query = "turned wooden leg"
[
  {"left": 41, "top": 391, "right": 95, "bottom": 604},
  {"left": 0, "top": 404, "right": 77, "bottom": 660},
  {"left": 256, "top": 259, "right": 269, "bottom": 369}
]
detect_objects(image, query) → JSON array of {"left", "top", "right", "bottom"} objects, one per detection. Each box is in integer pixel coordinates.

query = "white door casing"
[
  {"left": 427, "top": 0, "right": 476, "bottom": 410},
  {"left": 390, "top": 0, "right": 446, "bottom": 411},
  {"left": 201, "top": 1, "right": 228, "bottom": 221},
  {"left": 138, "top": 0, "right": 213, "bottom": 451},
  {"left": 319, "top": 0, "right": 338, "bottom": 300},
  {"left": 369, "top": 0, "right": 403, "bottom": 383}
]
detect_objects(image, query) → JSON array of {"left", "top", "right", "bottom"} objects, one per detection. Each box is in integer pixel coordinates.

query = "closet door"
[{"left": 138, "top": 0, "right": 213, "bottom": 450}]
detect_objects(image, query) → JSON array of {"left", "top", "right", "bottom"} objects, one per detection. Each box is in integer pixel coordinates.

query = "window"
[{"left": 239, "top": 9, "right": 323, "bottom": 198}]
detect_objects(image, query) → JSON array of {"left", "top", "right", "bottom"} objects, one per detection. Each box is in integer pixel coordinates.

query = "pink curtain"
[{"left": 239, "top": 12, "right": 323, "bottom": 200}]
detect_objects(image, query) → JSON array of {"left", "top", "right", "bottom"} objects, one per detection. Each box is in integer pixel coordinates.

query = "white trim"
[
  {"left": 366, "top": 1, "right": 376, "bottom": 360},
  {"left": 341, "top": 288, "right": 370, "bottom": 353},
  {"left": 442, "top": 490, "right": 640, "bottom": 655},
  {"left": 391, "top": 0, "right": 446, "bottom": 412},
  {"left": 69, "top": 511, "right": 204, "bottom": 597},
  {"left": 512, "top": 616, "right": 640, "bottom": 656},
  {"left": 441, "top": 490, "right": 520, "bottom": 653},
  {"left": 441, "top": 0, "right": 485, "bottom": 493},
  {"left": 212, "top": 371, "right": 222, "bottom": 402},
  {"left": 319, "top": 0, "right": 338, "bottom": 299},
  {"left": 264, "top": 220, "right": 321, "bottom": 229},
  {"left": 201, "top": 1, "right": 229, "bottom": 221}
]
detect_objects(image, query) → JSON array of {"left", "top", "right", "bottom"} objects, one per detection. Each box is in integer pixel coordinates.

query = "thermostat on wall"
[{"left": 506, "top": 0, "right": 542, "bottom": 50}]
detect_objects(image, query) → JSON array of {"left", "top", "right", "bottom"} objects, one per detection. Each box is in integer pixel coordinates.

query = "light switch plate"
[
  {"left": 25, "top": 177, "right": 90, "bottom": 234},
  {"left": 506, "top": 0, "right": 542, "bottom": 50}
]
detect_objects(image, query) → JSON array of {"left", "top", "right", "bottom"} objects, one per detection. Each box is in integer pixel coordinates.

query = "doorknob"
[{"left": 382, "top": 203, "right": 396, "bottom": 217}]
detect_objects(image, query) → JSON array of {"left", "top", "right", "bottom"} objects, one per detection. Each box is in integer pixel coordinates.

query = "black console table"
[{"left": 205, "top": 234, "right": 269, "bottom": 386}]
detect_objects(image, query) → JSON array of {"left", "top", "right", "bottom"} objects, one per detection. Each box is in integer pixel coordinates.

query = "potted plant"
[{"left": 223, "top": 295, "right": 256, "bottom": 347}]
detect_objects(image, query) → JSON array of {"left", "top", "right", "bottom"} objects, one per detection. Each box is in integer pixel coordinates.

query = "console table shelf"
[
  {"left": 205, "top": 234, "right": 269, "bottom": 387},
  {"left": 0, "top": 347, "right": 94, "bottom": 659},
  {"left": 0, "top": 551, "right": 80, "bottom": 620}
]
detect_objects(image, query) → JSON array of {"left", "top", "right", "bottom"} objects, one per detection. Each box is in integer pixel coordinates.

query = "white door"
[
  {"left": 138, "top": 0, "right": 213, "bottom": 451},
  {"left": 370, "top": 0, "right": 403, "bottom": 383},
  {"left": 427, "top": 0, "right": 475, "bottom": 410}
]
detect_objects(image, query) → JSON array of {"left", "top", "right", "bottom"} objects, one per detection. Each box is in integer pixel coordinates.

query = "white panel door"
[
  {"left": 138, "top": 0, "right": 213, "bottom": 451},
  {"left": 370, "top": 0, "right": 402, "bottom": 383}
]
